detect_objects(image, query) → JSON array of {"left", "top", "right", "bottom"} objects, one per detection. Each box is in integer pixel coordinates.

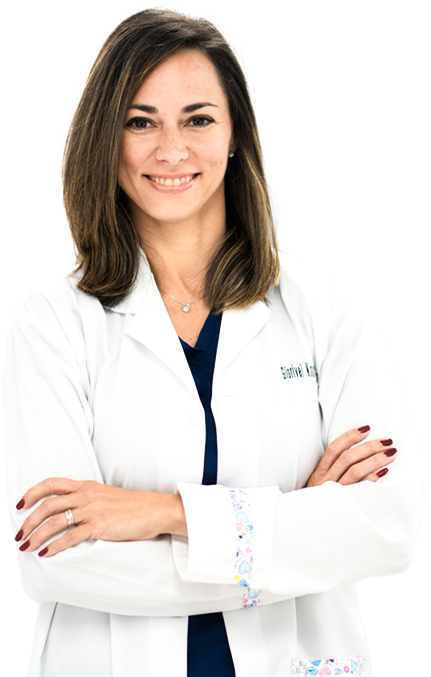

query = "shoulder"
[
  {"left": 8, "top": 276, "right": 106, "bottom": 366},
  {"left": 274, "top": 252, "right": 332, "bottom": 323},
  {"left": 278, "top": 251, "right": 324, "bottom": 285},
  {"left": 276, "top": 251, "right": 357, "bottom": 315},
  {"left": 273, "top": 252, "right": 359, "bottom": 364},
  {"left": 14, "top": 275, "right": 102, "bottom": 327}
]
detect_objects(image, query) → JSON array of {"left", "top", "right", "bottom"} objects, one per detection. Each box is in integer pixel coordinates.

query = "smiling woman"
[
  {"left": 62, "top": 10, "right": 278, "bottom": 318},
  {"left": 117, "top": 50, "right": 237, "bottom": 344},
  {"left": 3, "top": 7, "right": 429, "bottom": 677}
]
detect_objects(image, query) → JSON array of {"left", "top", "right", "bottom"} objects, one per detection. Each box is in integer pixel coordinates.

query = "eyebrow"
[{"left": 127, "top": 102, "right": 219, "bottom": 114}]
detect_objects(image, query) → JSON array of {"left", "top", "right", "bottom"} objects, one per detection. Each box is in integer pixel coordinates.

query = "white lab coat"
[{"left": 3, "top": 253, "right": 428, "bottom": 677}]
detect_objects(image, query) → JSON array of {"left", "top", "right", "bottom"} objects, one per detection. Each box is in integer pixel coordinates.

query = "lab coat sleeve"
[
  {"left": 2, "top": 288, "right": 278, "bottom": 617},
  {"left": 171, "top": 272, "right": 430, "bottom": 598}
]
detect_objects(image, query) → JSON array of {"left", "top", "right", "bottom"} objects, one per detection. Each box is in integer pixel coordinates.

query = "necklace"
[{"left": 161, "top": 290, "right": 203, "bottom": 313}]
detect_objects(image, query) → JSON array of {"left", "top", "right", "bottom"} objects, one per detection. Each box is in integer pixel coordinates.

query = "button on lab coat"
[{"left": 3, "top": 254, "right": 429, "bottom": 677}]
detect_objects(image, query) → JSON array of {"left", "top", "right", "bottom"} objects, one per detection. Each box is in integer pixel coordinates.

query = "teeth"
[{"left": 150, "top": 174, "right": 195, "bottom": 186}]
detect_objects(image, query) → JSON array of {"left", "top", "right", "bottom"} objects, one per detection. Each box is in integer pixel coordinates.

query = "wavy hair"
[{"left": 63, "top": 9, "right": 280, "bottom": 309}]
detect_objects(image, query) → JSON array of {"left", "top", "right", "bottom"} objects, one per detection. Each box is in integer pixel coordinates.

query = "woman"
[{"left": 3, "top": 9, "right": 428, "bottom": 677}]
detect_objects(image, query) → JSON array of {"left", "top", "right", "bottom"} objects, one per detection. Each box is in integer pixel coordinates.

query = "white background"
[{"left": 0, "top": 0, "right": 431, "bottom": 677}]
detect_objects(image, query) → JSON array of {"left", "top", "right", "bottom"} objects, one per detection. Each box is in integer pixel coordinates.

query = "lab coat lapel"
[
  {"left": 112, "top": 252, "right": 271, "bottom": 390},
  {"left": 112, "top": 260, "right": 198, "bottom": 396},
  {"left": 126, "top": 294, "right": 198, "bottom": 395},
  {"left": 215, "top": 300, "right": 271, "bottom": 377}
]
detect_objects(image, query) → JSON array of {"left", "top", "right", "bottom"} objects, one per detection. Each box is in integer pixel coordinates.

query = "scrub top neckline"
[{"left": 178, "top": 308, "right": 221, "bottom": 352}]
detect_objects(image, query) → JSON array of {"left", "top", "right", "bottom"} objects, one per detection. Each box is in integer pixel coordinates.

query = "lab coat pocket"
[{"left": 292, "top": 657, "right": 365, "bottom": 675}]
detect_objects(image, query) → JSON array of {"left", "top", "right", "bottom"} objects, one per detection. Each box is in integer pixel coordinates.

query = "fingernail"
[
  {"left": 16, "top": 499, "right": 25, "bottom": 510},
  {"left": 19, "top": 540, "right": 30, "bottom": 552},
  {"left": 384, "top": 448, "right": 397, "bottom": 457},
  {"left": 377, "top": 468, "right": 389, "bottom": 478},
  {"left": 15, "top": 529, "right": 24, "bottom": 542},
  {"left": 358, "top": 425, "right": 370, "bottom": 433},
  {"left": 380, "top": 439, "right": 393, "bottom": 446},
  {"left": 38, "top": 548, "right": 49, "bottom": 557}
]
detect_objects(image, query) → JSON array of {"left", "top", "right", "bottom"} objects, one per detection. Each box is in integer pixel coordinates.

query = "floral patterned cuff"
[
  {"left": 229, "top": 488, "right": 262, "bottom": 608},
  {"left": 292, "top": 657, "right": 365, "bottom": 676}
]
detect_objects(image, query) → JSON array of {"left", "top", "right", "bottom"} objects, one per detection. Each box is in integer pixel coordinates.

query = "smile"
[
  {"left": 145, "top": 174, "right": 200, "bottom": 193},
  {"left": 148, "top": 174, "right": 197, "bottom": 186}
]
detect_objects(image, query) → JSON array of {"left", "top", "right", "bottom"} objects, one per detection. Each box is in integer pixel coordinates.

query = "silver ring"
[{"left": 65, "top": 509, "right": 74, "bottom": 527}]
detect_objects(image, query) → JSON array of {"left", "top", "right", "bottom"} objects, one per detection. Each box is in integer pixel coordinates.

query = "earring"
[{"left": 228, "top": 152, "right": 235, "bottom": 158}]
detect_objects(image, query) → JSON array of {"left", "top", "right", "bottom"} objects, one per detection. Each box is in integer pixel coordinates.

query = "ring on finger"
[{"left": 64, "top": 509, "right": 75, "bottom": 527}]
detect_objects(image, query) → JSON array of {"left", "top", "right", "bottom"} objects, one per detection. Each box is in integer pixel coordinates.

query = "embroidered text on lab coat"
[{"left": 280, "top": 363, "right": 318, "bottom": 382}]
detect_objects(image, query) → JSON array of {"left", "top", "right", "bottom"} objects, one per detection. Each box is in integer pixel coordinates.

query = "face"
[{"left": 118, "top": 50, "right": 235, "bottom": 234}]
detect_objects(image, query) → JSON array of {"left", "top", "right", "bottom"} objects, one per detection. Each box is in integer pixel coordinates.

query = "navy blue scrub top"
[{"left": 179, "top": 310, "right": 236, "bottom": 677}]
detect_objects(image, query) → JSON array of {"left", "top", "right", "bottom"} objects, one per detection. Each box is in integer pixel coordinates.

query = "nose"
[{"left": 155, "top": 126, "right": 189, "bottom": 165}]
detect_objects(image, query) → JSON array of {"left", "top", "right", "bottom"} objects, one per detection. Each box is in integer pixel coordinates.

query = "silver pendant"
[{"left": 182, "top": 304, "right": 191, "bottom": 313}]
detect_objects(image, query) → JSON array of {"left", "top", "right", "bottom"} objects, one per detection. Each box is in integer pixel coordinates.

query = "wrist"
[{"left": 159, "top": 493, "right": 188, "bottom": 537}]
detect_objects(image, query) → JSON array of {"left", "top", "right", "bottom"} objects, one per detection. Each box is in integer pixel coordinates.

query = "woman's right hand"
[{"left": 306, "top": 426, "right": 398, "bottom": 488}]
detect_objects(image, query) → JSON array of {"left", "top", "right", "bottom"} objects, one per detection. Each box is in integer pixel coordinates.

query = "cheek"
[
  {"left": 117, "top": 161, "right": 129, "bottom": 193},
  {"left": 117, "top": 142, "right": 143, "bottom": 192},
  {"left": 119, "top": 141, "right": 135, "bottom": 172}
]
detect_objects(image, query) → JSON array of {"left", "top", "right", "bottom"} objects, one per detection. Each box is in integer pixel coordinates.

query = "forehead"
[{"left": 132, "top": 50, "right": 227, "bottom": 106}]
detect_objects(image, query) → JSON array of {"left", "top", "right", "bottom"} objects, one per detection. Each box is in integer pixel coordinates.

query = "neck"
[
  {"left": 151, "top": 244, "right": 211, "bottom": 299},
  {"left": 134, "top": 207, "right": 226, "bottom": 299}
]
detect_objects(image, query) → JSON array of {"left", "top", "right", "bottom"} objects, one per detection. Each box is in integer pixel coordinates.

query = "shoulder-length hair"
[{"left": 63, "top": 8, "right": 280, "bottom": 310}]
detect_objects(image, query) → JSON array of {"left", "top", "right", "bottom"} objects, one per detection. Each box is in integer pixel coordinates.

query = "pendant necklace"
[{"left": 161, "top": 290, "right": 203, "bottom": 313}]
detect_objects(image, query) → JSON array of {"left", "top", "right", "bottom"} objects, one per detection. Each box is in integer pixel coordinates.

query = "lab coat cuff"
[{"left": 172, "top": 483, "right": 280, "bottom": 588}]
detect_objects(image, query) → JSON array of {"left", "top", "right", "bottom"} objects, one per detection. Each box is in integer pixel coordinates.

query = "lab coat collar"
[
  {"left": 106, "top": 251, "right": 271, "bottom": 388},
  {"left": 105, "top": 250, "right": 156, "bottom": 316}
]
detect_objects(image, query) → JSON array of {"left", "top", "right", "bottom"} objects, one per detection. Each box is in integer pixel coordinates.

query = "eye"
[
  {"left": 126, "top": 115, "right": 214, "bottom": 130},
  {"left": 126, "top": 118, "right": 150, "bottom": 129},
  {"left": 190, "top": 115, "right": 214, "bottom": 127}
]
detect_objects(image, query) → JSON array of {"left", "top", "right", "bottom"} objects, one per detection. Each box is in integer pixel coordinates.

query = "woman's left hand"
[{"left": 15, "top": 478, "right": 187, "bottom": 557}]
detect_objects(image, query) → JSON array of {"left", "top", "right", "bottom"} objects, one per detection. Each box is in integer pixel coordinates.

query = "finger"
[
  {"left": 37, "top": 525, "right": 92, "bottom": 558},
  {"left": 17, "top": 477, "right": 85, "bottom": 511},
  {"left": 19, "top": 507, "right": 84, "bottom": 553},
  {"left": 338, "top": 449, "right": 397, "bottom": 485},
  {"left": 17, "top": 495, "right": 81, "bottom": 543},
  {"left": 329, "top": 441, "right": 396, "bottom": 482},
  {"left": 318, "top": 426, "right": 371, "bottom": 472},
  {"left": 363, "top": 467, "right": 390, "bottom": 483}
]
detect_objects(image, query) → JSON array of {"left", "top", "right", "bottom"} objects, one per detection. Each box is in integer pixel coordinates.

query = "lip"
[
  {"left": 144, "top": 173, "right": 199, "bottom": 193},
  {"left": 147, "top": 173, "right": 198, "bottom": 180}
]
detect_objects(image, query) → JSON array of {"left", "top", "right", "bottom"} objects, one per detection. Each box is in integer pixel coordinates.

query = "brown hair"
[{"left": 63, "top": 8, "right": 280, "bottom": 309}]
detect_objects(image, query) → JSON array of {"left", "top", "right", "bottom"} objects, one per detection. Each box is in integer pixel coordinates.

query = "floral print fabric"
[
  {"left": 228, "top": 488, "right": 262, "bottom": 608},
  {"left": 292, "top": 658, "right": 365, "bottom": 676}
]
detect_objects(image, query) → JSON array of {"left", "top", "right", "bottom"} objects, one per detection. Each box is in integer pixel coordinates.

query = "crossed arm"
[
  {"left": 5, "top": 281, "right": 427, "bottom": 614},
  {"left": 14, "top": 425, "right": 398, "bottom": 558}
]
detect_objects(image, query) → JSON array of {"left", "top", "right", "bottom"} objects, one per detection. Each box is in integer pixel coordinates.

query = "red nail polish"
[
  {"left": 380, "top": 439, "right": 393, "bottom": 446},
  {"left": 16, "top": 499, "right": 25, "bottom": 510},
  {"left": 358, "top": 425, "right": 370, "bottom": 433},
  {"left": 377, "top": 468, "right": 389, "bottom": 478},
  {"left": 19, "top": 540, "right": 30, "bottom": 552},
  {"left": 15, "top": 529, "right": 24, "bottom": 542},
  {"left": 38, "top": 548, "right": 49, "bottom": 557},
  {"left": 384, "top": 448, "right": 397, "bottom": 457}
]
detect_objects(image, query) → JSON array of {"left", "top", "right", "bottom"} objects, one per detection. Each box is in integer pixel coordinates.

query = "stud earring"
[{"left": 228, "top": 152, "right": 235, "bottom": 158}]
